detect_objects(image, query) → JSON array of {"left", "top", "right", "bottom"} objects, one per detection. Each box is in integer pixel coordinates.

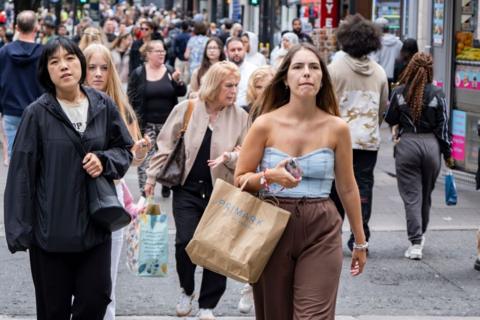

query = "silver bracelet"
[
  {"left": 133, "top": 153, "right": 147, "bottom": 161},
  {"left": 353, "top": 242, "right": 369, "bottom": 251}
]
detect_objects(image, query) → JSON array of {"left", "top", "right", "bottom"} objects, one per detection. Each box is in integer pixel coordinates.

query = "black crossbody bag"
[{"left": 61, "top": 121, "right": 131, "bottom": 232}]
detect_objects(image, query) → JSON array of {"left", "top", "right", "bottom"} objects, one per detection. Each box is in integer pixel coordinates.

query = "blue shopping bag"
[
  {"left": 444, "top": 170, "right": 457, "bottom": 206},
  {"left": 125, "top": 199, "right": 169, "bottom": 277}
]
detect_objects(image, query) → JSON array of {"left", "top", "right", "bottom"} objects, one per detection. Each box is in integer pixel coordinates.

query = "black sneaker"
[
  {"left": 161, "top": 186, "right": 171, "bottom": 198},
  {"left": 475, "top": 258, "right": 480, "bottom": 271}
]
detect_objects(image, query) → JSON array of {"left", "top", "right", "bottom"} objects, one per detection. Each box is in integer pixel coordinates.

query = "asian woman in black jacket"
[{"left": 4, "top": 37, "right": 133, "bottom": 320}]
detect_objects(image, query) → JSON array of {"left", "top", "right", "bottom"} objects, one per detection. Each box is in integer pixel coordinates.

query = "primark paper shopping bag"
[{"left": 186, "top": 179, "right": 291, "bottom": 283}]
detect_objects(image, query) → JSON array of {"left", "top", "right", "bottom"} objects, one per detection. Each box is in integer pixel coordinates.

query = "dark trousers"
[
  {"left": 29, "top": 240, "right": 112, "bottom": 320},
  {"left": 172, "top": 183, "right": 227, "bottom": 309},
  {"left": 331, "top": 149, "right": 378, "bottom": 245}
]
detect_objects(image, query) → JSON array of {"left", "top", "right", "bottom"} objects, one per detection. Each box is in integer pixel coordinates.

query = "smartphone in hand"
[{"left": 285, "top": 158, "right": 303, "bottom": 179}]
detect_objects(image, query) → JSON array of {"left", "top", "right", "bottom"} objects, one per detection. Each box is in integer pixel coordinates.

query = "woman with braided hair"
[{"left": 385, "top": 52, "right": 454, "bottom": 260}]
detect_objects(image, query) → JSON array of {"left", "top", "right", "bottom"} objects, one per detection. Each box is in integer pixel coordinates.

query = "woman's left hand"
[
  {"left": 350, "top": 249, "right": 367, "bottom": 276},
  {"left": 132, "top": 134, "right": 153, "bottom": 160},
  {"left": 208, "top": 152, "right": 230, "bottom": 168},
  {"left": 83, "top": 153, "right": 103, "bottom": 178}
]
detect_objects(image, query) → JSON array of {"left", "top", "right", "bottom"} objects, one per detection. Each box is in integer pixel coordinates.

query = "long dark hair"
[
  {"left": 398, "top": 52, "right": 433, "bottom": 123},
  {"left": 259, "top": 43, "right": 339, "bottom": 116},
  {"left": 197, "top": 37, "right": 226, "bottom": 85}
]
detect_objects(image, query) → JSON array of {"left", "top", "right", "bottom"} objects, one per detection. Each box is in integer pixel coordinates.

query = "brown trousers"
[{"left": 253, "top": 198, "right": 343, "bottom": 320}]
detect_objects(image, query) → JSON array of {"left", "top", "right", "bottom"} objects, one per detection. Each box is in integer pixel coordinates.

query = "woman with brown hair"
[
  {"left": 385, "top": 52, "right": 453, "bottom": 260},
  {"left": 189, "top": 37, "right": 226, "bottom": 95},
  {"left": 78, "top": 27, "right": 105, "bottom": 50},
  {"left": 234, "top": 43, "right": 367, "bottom": 320}
]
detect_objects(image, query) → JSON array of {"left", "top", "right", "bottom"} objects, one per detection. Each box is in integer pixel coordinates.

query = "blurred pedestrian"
[
  {"left": 128, "top": 40, "right": 186, "bottom": 198},
  {"left": 373, "top": 17, "right": 402, "bottom": 84},
  {"left": 242, "top": 32, "right": 266, "bottom": 67},
  {"left": 189, "top": 37, "right": 226, "bottom": 95},
  {"left": 79, "top": 27, "right": 105, "bottom": 50},
  {"left": 271, "top": 32, "right": 299, "bottom": 69},
  {"left": 291, "top": 18, "right": 313, "bottom": 44},
  {"left": 184, "top": 21, "right": 209, "bottom": 77},
  {"left": 4, "top": 37, "right": 133, "bottom": 320},
  {"left": 111, "top": 32, "right": 133, "bottom": 90},
  {"left": 145, "top": 61, "right": 249, "bottom": 320},
  {"left": 385, "top": 52, "right": 454, "bottom": 260},
  {"left": 129, "top": 20, "right": 162, "bottom": 73},
  {"left": 225, "top": 37, "right": 257, "bottom": 107},
  {"left": 242, "top": 65, "right": 275, "bottom": 115},
  {"left": 328, "top": 14, "right": 388, "bottom": 251},
  {"left": 392, "top": 38, "right": 418, "bottom": 84},
  {"left": 172, "top": 20, "right": 191, "bottom": 84},
  {"left": 0, "top": 10, "right": 43, "bottom": 158},
  {"left": 84, "top": 43, "right": 151, "bottom": 320},
  {"left": 234, "top": 43, "right": 367, "bottom": 320}
]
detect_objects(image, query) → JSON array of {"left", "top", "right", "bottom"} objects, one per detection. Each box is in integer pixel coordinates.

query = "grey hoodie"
[{"left": 372, "top": 34, "right": 402, "bottom": 79}]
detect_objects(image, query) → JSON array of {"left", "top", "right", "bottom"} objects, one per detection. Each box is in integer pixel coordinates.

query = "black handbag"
[
  {"left": 61, "top": 120, "right": 131, "bottom": 232},
  {"left": 156, "top": 99, "right": 194, "bottom": 188}
]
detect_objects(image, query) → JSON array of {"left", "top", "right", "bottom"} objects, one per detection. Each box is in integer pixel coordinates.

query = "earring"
[{"left": 285, "top": 83, "right": 289, "bottom": 89}]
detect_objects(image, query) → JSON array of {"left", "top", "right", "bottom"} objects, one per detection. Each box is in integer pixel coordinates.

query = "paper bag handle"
[{"left": 239, "top": 173, "right": 280, "bottom": 207}]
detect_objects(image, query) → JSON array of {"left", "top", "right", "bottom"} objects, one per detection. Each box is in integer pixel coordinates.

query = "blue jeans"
[{"left": 3, "top": 115, "right": 21, "bottom": 158}]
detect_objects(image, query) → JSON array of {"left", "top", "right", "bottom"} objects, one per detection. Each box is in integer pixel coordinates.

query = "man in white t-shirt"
[{"left": 225, "top": 37, "right": 257, "bottom": 108}]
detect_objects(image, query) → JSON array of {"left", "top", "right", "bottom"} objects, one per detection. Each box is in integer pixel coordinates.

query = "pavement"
[{"left": 0, "top": 127, "right": 479, "bottom": 319}]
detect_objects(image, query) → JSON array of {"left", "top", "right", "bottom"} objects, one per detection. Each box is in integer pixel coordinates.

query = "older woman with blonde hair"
[
  {"left": 79, "top": 27, "right": 105, "bottom": 50},
  {"left": 145, "top": 61, "right": 249, "bottom": 320},
  {"left": 83, "top": 43, "right": 151, "bottom": 320}
]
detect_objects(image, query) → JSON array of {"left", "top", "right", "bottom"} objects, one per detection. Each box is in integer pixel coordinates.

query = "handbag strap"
[
  {"left": 179, "top": 99, "right": 195, "bottom": 135},
  {"left": 60, "top": 122, "right": 87, "bottom": 159}
]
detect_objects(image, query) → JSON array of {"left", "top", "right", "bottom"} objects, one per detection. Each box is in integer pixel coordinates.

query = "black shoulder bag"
[{"left": 61, "top": 121, "right": 131, "bottom": 232}]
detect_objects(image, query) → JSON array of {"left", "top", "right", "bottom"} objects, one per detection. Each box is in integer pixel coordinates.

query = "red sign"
[{"left": 320, "top": 0, "right": 338, "bottom": 28}]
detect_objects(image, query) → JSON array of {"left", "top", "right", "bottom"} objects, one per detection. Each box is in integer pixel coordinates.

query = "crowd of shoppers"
[{"left": 1, "top": 3, "right": 476, "bottom": 320}]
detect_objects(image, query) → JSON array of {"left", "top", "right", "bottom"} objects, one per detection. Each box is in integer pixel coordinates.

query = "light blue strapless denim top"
[{"left": 259, "top": 147, "right": 335, "bottom": 198}]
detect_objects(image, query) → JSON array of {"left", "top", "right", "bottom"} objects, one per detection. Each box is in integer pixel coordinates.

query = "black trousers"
[
  {"left": 331, "top": 150, "right": 378, "bottom": 244},
  {"left": 172, "top": 182, "right": 227, "bottom": 309},
  {"left": 29, "top": 240, "right": 112, "bottom": 320}
]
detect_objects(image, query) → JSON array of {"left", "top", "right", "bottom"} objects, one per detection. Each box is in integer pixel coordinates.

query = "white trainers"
[
  {"left": 238, "top": 284, "right": 253, "bottom": 314},
  {"left": 198, "top": 308, "right": 216, "bottom": 320},
  {"left": 405, "top": 244, "right": 423, "bottom": 260},
  {"left": 176, "top": 289, "right": 194, "bottom": 317}
]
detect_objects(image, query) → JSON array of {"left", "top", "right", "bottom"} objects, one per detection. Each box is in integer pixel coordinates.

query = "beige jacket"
[{"left": 146, "top": 99, "right": 249, "bottom": 186}]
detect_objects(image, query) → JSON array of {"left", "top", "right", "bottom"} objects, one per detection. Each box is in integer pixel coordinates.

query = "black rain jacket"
[{"left": 4, "top": 86, "right": 133, "bottom": 253}]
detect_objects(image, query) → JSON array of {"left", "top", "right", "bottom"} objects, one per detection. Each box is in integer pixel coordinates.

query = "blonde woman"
[
  {"left": 83, "top": 43, "right": 152, "bottom": 320},
  {"left": 79, "top": 27, "right": 105, "bottom": 50},
  {"left": 243, "top": 65, "right": 275, "bottom": 116},
  {"left": 145, "top": 61, "right": 249, "bottom": 320}
]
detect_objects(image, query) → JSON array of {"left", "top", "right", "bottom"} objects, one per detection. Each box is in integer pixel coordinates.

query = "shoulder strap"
[
  {"left": 60, "top": 122, "right": 87, "bottom": 158},
  {"left": 180, "top": 99, "right": 195, "bottom": 134}
]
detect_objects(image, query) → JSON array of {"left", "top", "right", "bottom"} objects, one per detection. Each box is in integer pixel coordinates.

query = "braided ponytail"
[{"left": 398, "top": 52, "right": 433, "bottom": 123}]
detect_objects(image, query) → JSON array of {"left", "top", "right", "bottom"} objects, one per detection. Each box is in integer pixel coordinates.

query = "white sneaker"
[
  {"left": 176, "top": 289, "right": 194, "bottom": 317},
  {"left": 420, "top": 235, "right": 426, "bottom": 248},
  {"left": 238, "top": 284, "right": 253, "bottom": 314},
  {"left": 405, "top": 244, "right": 423, "bottom": 260},
  {"left": 198, "top": 308, "right": 216, "bottom": 320}
]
